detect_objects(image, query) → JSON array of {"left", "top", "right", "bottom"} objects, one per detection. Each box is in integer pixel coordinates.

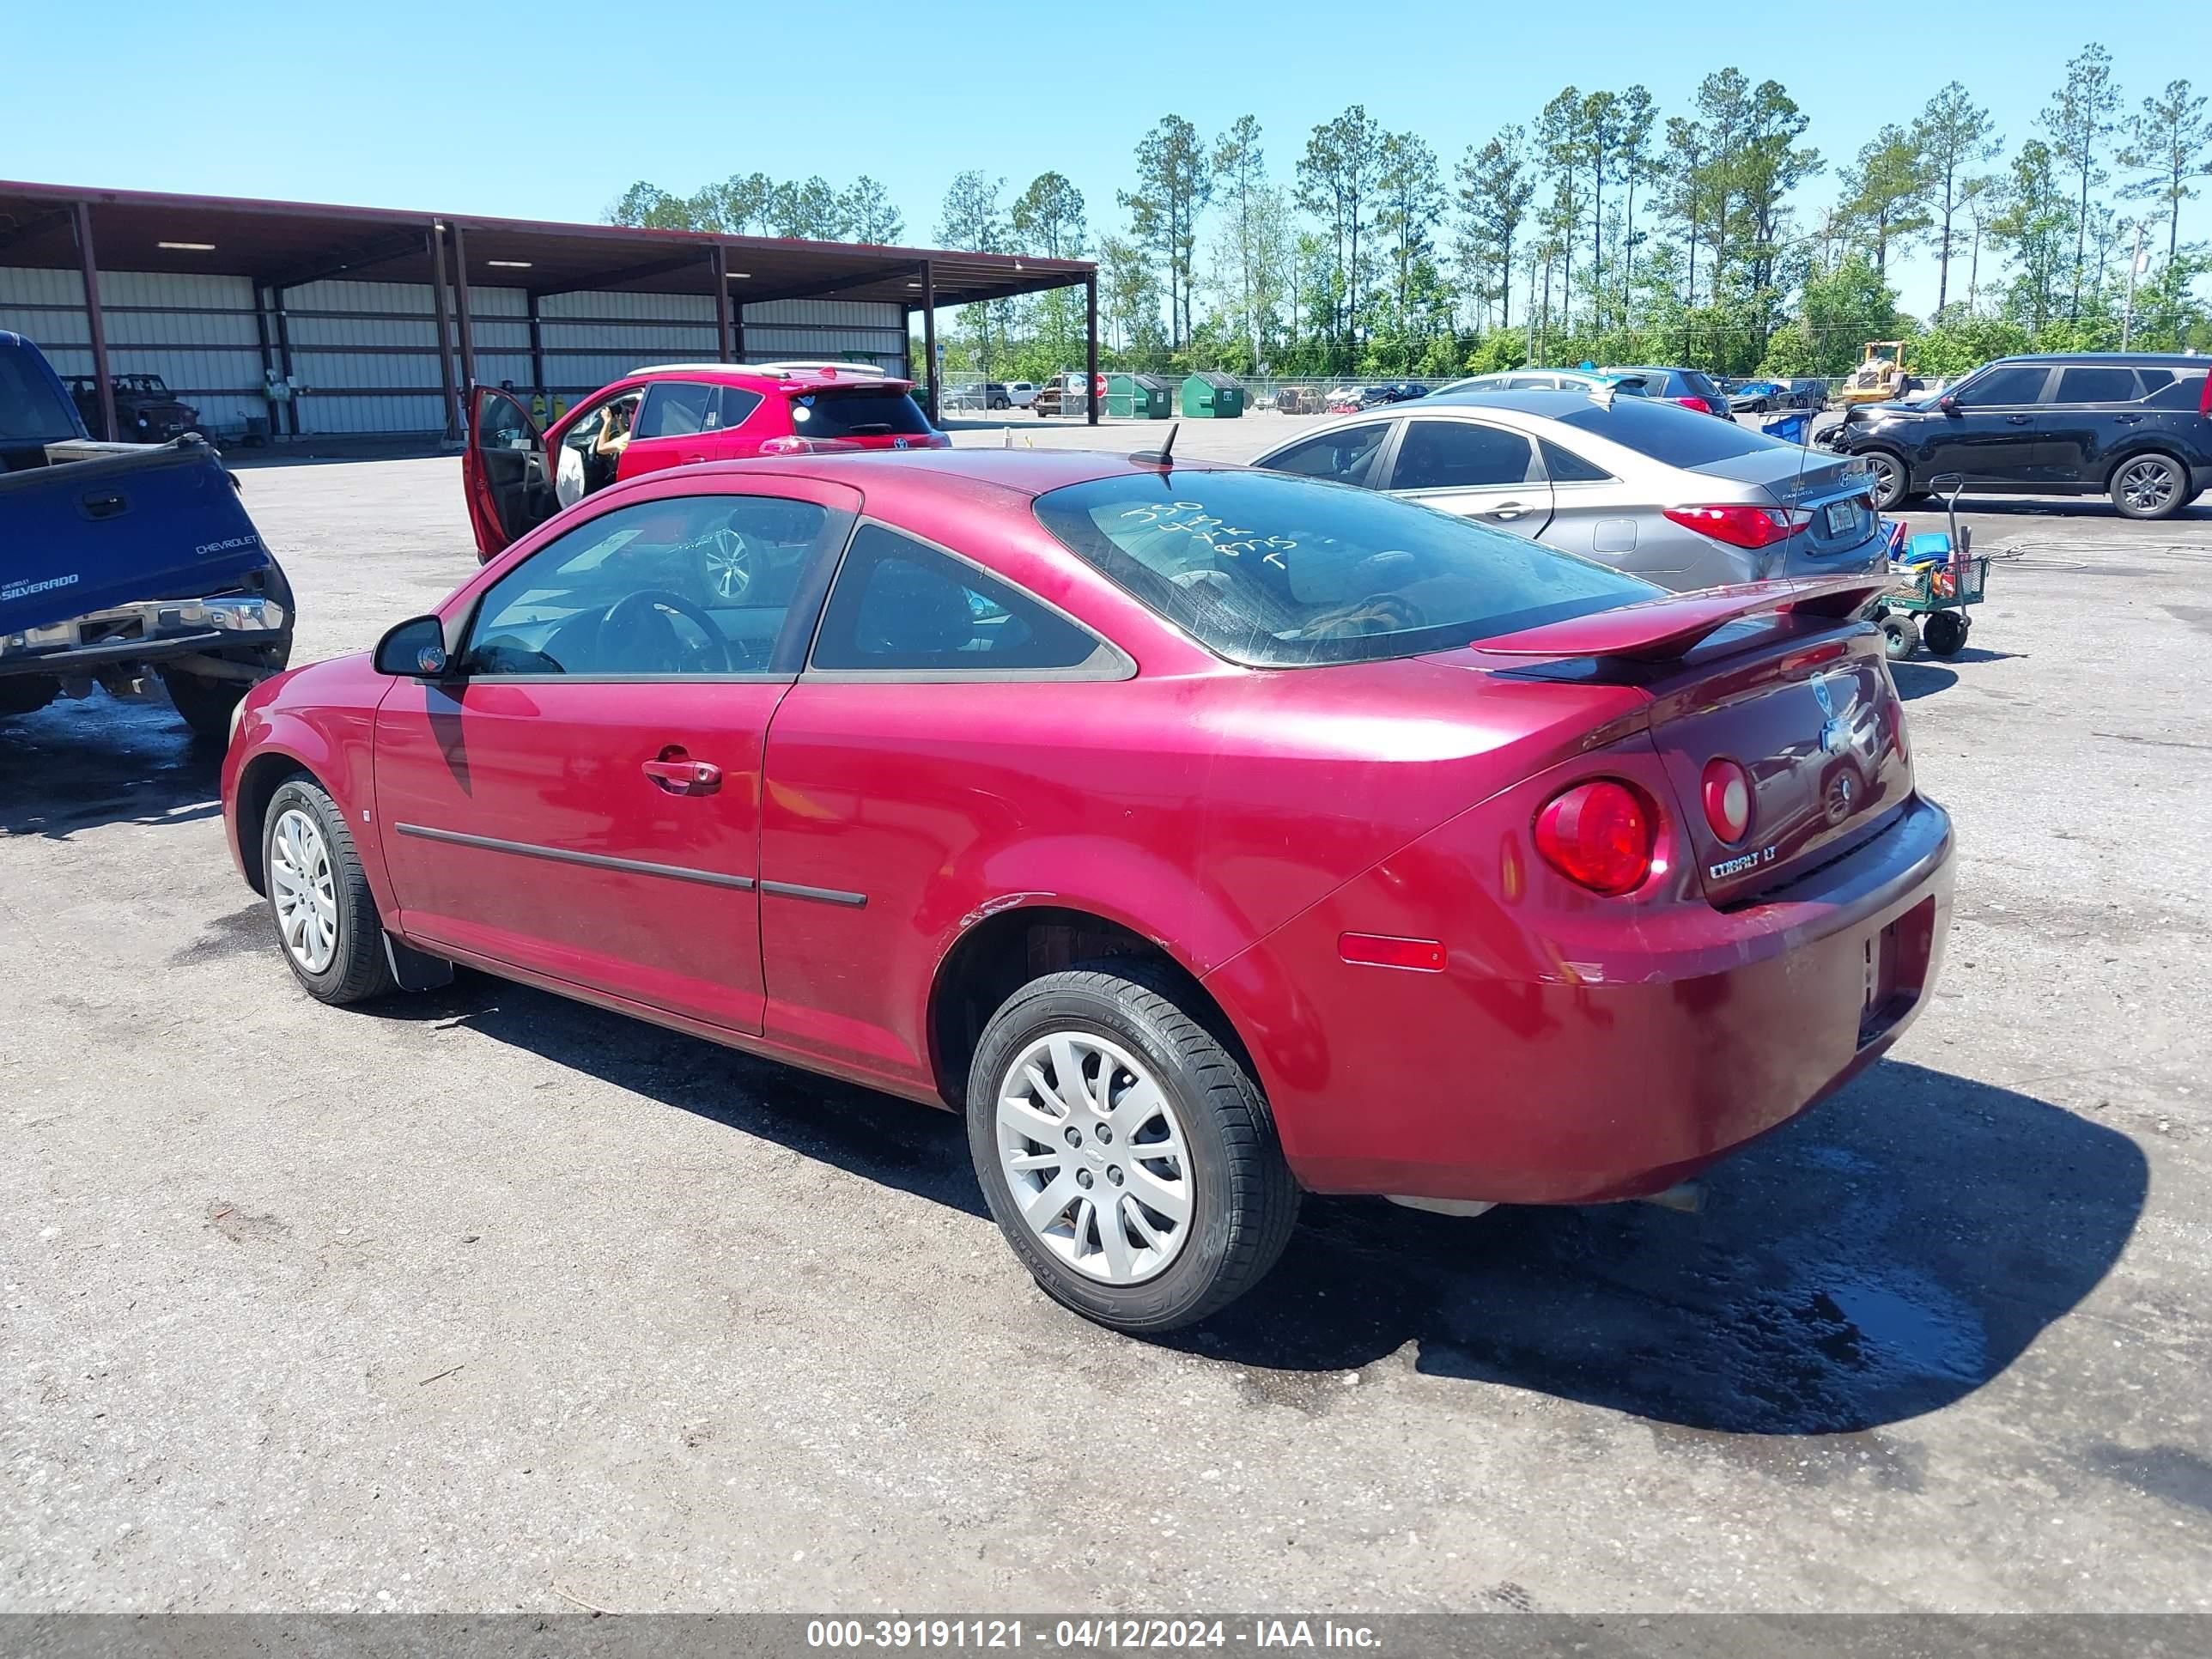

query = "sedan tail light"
[
  {"left": 1534, "top": 780, "right": 1658, "bottom": 896},
  {"left": 1674, "top": 395, "right": 1714, "bottom": 414},
  {"left": 1664, "top": 502, "right": 1815, "bottom": 549}
]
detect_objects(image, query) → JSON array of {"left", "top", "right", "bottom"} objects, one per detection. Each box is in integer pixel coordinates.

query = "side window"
[
  {"left": 1503, "top": 375, "right": 1557, "bottom": 390},
  {"left": 1389, "top": 420, "right": 1538, "bottom": 491},
  {"left": 711, "top": 386, "right": 764, "bottom": 430},
  {"left": 811, "top": 526, "right": 1106, "bottom": 675},
  {"left": 475, "top": 390, "right": 536, "bottom": 450},
  {"left": 1258, "top": 421, "right": 1391, "bottom": 487},
  {"left": 2053, "top": 366, "right": 2138, "bottom": 404},
  {"left": 1954, "top": 366, "right": 2051, "bottom": 407},
  {"left": 1540, "top": 438, "right": 1614, "bottom": 483},
  {"left": 2144, "top": 370, "right": 2209, "bottom": 410},
  {"left": 463, "top": 493, "right": 852, "bottom": 678},
  {"left": 634, "top": 380, "right": 716, "bottom": 439}
]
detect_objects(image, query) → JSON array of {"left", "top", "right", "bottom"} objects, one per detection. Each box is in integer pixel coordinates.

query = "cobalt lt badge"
[{"left": 1812, "top": 672, "right": 1853, "bottom": 756}]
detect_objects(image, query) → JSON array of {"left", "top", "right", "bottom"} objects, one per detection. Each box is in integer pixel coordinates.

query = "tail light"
[
  {"left": 1534, "top": 780, "right": 1658, "bottom": 896},
  {"left": 2198, "top": 372, "right": 2211, "bottom": 417},
  {"left": 1674, "top": 396, "right": 1713, "bottom": 414},
  {"left": 1664, "top": 503, "right": 1814, "bottom": 549},
  {"left": 1700, "top": 757, "right": 1753, "bottom": 842}
]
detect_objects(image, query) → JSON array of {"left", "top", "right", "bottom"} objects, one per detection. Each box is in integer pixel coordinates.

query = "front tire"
[
  {"left": 261, "top": 777, "right": 397, "bottom": 1005},
  {"left": 1864, "top": 448, "right": 1911, "bottom": 513},
  {"left": 2111, "top": 453, "right": 2186, "bottom": 520},
  {"left": 967, "top": 966, "right": 1298, "bottom": 1333}
]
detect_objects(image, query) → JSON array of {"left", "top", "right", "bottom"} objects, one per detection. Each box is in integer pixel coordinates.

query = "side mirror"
[
  {"left": 374, "top": 615, "right": 452, "bottom": 678},
  {"left": 1938, "top": 395, "right": 1960, "bottom": 415}
]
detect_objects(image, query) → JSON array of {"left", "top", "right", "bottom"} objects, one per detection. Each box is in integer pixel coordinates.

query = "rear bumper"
[
  {"left": 0, "top": 596, "right": 288, "bottom": 680},
  {"left": 1208, "top": 793, "right": 1954, "bottom": 1206}
]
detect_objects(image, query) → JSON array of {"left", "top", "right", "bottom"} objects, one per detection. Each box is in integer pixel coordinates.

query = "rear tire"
[
  {"left": 260, "top": 777, "right": 398, "bottom": 1006},
  {"left": 967, "top": 964, "right": 1298, "bottom": 1334},
  {"left": 2110, "top": 453, "right": 2187, "bottom": 520},
  {"left": 0, "top": 676, "right": 60, "bottom": 719},
  {"left": 162, "top": 668, "right": 249, "bottom": 741}
]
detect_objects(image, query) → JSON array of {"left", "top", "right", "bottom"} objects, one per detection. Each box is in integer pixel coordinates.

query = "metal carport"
[{"left": 0, "top": 180, "right": 1097, "bottom": 441}]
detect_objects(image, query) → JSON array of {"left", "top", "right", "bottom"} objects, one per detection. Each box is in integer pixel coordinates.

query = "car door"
[
  {"left": 1379, "top": 415, "right": 1553, "bottom": 538},
  {"left": 374, "top": 481, "right": 860, "bottom": 1035},
  {"left": 756, "top": 522, "right": 1129, "bottom": 1087},
  {"left": 618, "top": 380, "right": 721, "bottom": 479},
  {"left": 1522, "top": 434, "right": 1662, "bottom": 576},
  {"left": 463, "top": 386, "right": 553, "bottom": 561},
  {"left": 2035, "top": 362, "right": 2143, "bottom": 485},
  {"left": 1924, "top": 363, "right": 2054, "bottom": 485}
]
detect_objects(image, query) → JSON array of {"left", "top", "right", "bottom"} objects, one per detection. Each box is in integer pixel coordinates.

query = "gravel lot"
[{"left": 3, "top": 416, "right": 2209, "bottom": 1614}]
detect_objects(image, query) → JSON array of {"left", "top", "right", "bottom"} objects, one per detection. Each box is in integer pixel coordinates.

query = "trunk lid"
[
  {"left": 1644, "top": 628, "right": 1912, "bottom": 903},
  {"left": 1687, "top": 446, "right": 1878, "bottom": 558},
  {"left": 1472, "top": 577, "right": 1912, "bottom": 904}
]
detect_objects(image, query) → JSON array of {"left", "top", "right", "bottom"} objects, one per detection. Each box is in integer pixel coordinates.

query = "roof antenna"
[{"left": 1132, "top": 422, "right": 1178, "bottom": 470}]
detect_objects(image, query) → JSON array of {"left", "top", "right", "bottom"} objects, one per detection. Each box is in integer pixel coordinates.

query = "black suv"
[{"left": 1826, "top": 353, "right": 2211, "bottom": 520}]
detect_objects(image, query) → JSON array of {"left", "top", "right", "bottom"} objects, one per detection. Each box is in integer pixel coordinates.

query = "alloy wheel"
[
  {"left": 994, "top": 1031, "right": 1194, "bottom": 1285},
  {"left": 2118, "top": 459, "right": 2176, "bottom": 515},
  {"left": 700, "top": 528, "right": 753, "bottom": 602},
  {"left": 269, "top": 806, "right": 338, "bottom": 975}
]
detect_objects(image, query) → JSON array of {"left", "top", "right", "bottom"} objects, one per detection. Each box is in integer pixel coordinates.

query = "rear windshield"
[
  {"left": 1555, "top": 397, "right": 1781, "bottom": 467},
  {"left": 0, "top": 343, "right": 82, "bottom": 444},
  {"left": 1033, "top": 468, "right": 1656, "bottom": 667},
  {"left": 788, "top": 386, "right": 933, "bottom": 438}
]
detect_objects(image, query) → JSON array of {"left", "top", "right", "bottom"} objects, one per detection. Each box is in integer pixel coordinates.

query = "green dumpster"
[
  {"left": 1107, "top": 372, "right": 1173, "bottom": 419},
  {"left": 1181, "top": 371, "right": 1245, "bottom": 418}
]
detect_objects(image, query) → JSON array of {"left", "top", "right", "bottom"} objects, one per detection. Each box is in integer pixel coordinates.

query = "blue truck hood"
[{"left": 1, "top": 438, "right": 274, "bottom": 634}]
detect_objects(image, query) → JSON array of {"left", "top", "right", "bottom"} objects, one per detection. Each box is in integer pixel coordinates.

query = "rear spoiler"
[{"left": 1472, "top": 575, "right": 1891, "bottom": 665}]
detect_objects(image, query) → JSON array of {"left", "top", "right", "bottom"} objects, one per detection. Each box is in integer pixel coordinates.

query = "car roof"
[
  {"left": 1988, "top": 351, "right": 2207, "bottom": 367},
  {"left": 624, "top": 362, "right": 911, "bottom": 391},
  {"left": 691, "top": 445, "right": 1237, "bottom": 501},
  {"left": 1416, "top": 386, "right": 1611, "bottom": 417}
]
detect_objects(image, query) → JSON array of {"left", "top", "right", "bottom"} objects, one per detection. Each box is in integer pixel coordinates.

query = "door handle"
[
  {"left": 2004, "top": 415, "right": 2033, "bottom": 425},
  {"left": 78, "top": 489, "right": 129, "bottom": 520},
  {"left": 682, "top": 453, "right": 708, "bottom": 464},
  {"left": 2115, "top": 414, "right": 2142, "bottom": 425},
  {"left": 642, "top": 750, "right": 723, "bottom": 795},
  {"left": 1485, "top": 501, "right": 1529, "bottom": 520}
]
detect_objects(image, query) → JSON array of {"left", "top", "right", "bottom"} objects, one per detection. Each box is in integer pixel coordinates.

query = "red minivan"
[{"left": 463, "top": 362, "right": 948, "bottom": 561}]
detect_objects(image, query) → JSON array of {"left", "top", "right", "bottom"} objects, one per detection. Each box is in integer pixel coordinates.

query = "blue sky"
[{"left": 8, "top": 0, "right": 2207, "bottom": 317}]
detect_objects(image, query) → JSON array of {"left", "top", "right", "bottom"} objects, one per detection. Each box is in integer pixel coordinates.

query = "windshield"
[
  {"left": 788, "top": 386, "right": 933, "bottom": 438},
  {"left": 1033, "top": 468, "right": 1656, "bottom": 668},
  {"left": 0, "top": 343, "right": 83, "bottom": 444}
]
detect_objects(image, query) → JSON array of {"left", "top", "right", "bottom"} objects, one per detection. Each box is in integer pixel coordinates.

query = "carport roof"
[{"left": 0, "top": 179, "right": 1092, "bottom": 307}]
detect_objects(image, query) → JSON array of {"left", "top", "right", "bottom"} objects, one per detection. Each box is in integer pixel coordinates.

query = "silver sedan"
[{"left": 1250, "top": 386, "right": 1885, "bottom": 592}]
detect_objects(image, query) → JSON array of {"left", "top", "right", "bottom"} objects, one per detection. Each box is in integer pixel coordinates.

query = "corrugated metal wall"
[{"left": 1, "top": 265, "right": 911, "bottom": 439}]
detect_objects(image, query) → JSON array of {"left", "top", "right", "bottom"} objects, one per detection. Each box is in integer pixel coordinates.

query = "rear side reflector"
[
  {"left": 1338, "top": 933, "right": 1447, "bottom": 972},
  {"left": 1534, "top": 780, "right": 1657, "bottom": 896},
  {"left": 1664, "top": 502, "right": 1815, "bottom": 548},
  {"left": 1701, "top": 757, "right": 1753, "bottom": 842}
]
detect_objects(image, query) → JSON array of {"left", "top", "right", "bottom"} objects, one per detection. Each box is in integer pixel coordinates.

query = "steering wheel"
[{"left": 597, "top": 588, "right": 732, "bottom": 675}]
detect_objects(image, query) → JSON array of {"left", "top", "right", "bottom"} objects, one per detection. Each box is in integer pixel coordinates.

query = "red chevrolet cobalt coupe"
[{"left": 222, "top": 449, "right": 1953, "bottom": 1332}]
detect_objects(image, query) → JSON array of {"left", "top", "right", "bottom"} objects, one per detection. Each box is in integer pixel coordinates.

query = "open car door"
[{"left": 464, "top": 386, "right": 554, "bottom": 562}]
